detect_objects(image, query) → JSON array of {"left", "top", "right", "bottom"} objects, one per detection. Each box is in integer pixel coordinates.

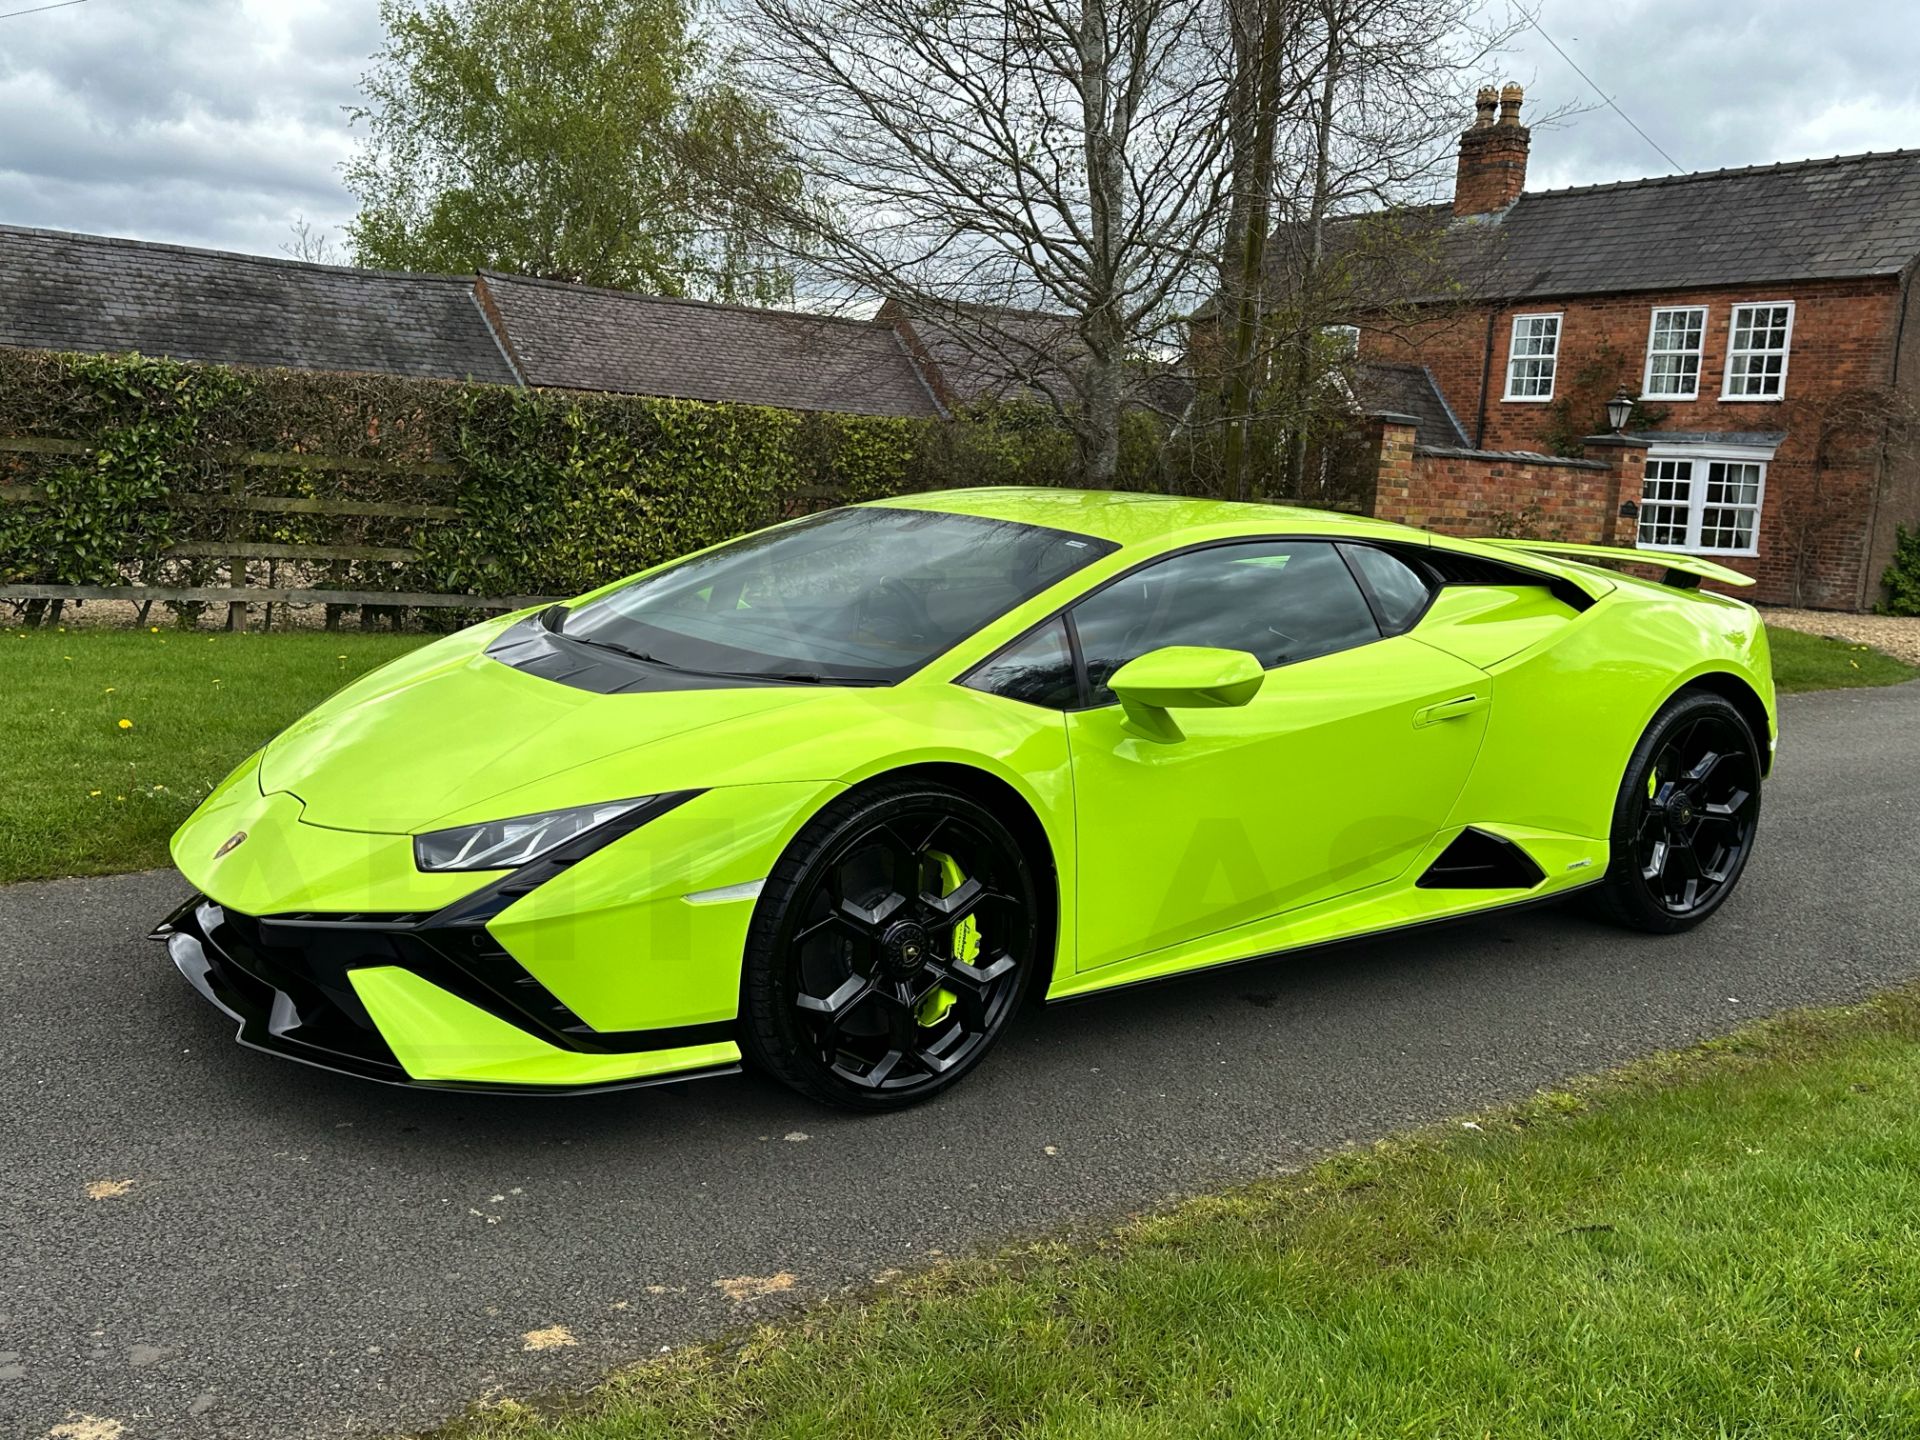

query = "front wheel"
[
  {"left": 1589, "top": 690, "right": 1762, "bottom": 934},
  {"left": 740, "top": 781, "right": 1040, "bottom": 1110}
]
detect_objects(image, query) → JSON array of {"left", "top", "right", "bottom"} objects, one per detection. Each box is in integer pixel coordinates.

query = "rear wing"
[{"left": 1479, "top": 539, "right": 1755, "bottom": 590}]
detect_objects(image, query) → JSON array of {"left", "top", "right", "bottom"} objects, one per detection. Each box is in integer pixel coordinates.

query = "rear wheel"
[
  {"left": 740, "top": 782, "right": 1039, "bottom": 1110},
  {"left": 1589, "top": 690, "right": 1762, "bottom": 933}
]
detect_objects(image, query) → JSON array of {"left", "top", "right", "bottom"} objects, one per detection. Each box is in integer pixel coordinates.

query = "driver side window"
[{"left": 1071, "top": 541, "right": 1380, "bottom": 705}]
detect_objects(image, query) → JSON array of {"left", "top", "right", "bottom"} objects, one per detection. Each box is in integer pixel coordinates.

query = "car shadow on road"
[{"left": 144, "top": 892, "right": 1648, "bottom": 1168}]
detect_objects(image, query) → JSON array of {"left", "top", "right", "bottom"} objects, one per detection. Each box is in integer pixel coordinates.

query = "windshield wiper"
[
  {"left": 693, "top": 666, "right": 885, "bottom": 687},
  {"left": 575, "top": 636, "right": 686, "bottom": 669},
  {"left": 542, "top": 610, "right": 876, "bottom": 685},
  {"left": 545, "top": 612, "right": 686, "bottom": 670}
]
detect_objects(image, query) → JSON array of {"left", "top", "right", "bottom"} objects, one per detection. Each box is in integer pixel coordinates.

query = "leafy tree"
[{"left": 344, "top": 0, "right": 805, "bottom": 302}]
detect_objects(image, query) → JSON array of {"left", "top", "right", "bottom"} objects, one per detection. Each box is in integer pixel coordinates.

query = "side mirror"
[{"left": 1107, "top": 646, "right": 1265, "bottom": 743}]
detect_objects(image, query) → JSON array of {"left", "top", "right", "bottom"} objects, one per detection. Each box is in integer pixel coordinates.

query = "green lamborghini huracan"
[{"left": 156, "top": 488, "right": 1775, "bottom": 1109}]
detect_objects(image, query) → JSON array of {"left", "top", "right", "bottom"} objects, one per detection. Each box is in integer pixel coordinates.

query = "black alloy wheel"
[
  {"left": 741, "top": 781, "right": 1039, "bottom": 1110},
  {"left": 1591, "top": 690, "right": 1762, "bottom": 933}
]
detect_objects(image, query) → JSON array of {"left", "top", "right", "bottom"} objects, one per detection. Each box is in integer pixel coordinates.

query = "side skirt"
[{"left": 1043, "top": 878, "right": 1604, "bottom": 1008}]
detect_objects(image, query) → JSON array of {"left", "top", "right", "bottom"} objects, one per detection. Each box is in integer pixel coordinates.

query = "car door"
[{"left": 1060, "top": 539, "right": 1492, "bottom": 974}]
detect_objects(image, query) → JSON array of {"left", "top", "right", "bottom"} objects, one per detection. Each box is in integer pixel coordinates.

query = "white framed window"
[
  {"left": 1642, "top": 306, "right": 1707, "bottom": 399},
  {"left": 1322, "top": 324, "right": 1360, "bottom": 358},
  {"left": 1503, "top": 312, "right": 1562, "bottom": 400},
  {"left": 1722, "top": 301, "right": 1794, "bottom": 400},
  {"left": 1635, "top": 449, "right": 1769, "bottom": 556}
]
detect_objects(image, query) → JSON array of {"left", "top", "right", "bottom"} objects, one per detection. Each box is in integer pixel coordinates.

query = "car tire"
[
  {"left": 1588, "top": 689, "right": 1763, "bottom": 934},
  {"left": 739, "top": 780, "right": 1040, "bottom": 1111}
]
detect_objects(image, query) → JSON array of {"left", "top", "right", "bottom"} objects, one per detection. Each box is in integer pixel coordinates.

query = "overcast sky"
[{"left": 2, "top": 0, "right": 1917, "bottom": 264}]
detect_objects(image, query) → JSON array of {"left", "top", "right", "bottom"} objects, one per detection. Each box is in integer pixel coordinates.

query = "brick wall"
[
  {"left": 1365, "top": 415, "right": 1632, "bottom": 544},
  {"left": 1359, "top": 276, "right": 1914, "bottom": 608}
]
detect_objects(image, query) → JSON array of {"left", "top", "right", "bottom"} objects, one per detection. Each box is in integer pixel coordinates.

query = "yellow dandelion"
[
  {"left": 117, "top": 718, "right": 133, "bottom": 730},
  {"left": 89, "top": 789, "right": 102, "bottom": 797},
  {"left": 149, "top": 626, "right": 160, "bottom": 633},
  {"left": 115, "top": 795, "right": 126, "bottom": 802}
]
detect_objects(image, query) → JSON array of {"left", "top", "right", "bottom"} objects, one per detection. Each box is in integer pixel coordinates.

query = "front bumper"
[{"left": 154, "top": 895, "right": 741, "bottom": 1095}]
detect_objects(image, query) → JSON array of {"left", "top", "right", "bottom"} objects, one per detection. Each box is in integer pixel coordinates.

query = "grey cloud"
[
  {"left": 1506, "top": 0, "right": 1920, "bottom": 190},
  {"left": 0, "top": 0, "right": 381, "bottom": 254},
  {"left": 0, "top": 0, "right": 1915, "bottom": 259}
]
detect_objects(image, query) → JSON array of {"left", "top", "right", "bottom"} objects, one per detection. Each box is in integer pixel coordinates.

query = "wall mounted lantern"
[{"left": 1606, "top": 386, "right": 1635, "bottom": 433}]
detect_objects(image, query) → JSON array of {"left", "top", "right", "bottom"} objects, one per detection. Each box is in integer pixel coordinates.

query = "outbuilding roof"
[
  {"left": 477, "top": 273, "right": 943, "bottom": 418},
  {"left": 1352, "top": 362, "right": 1471, "bottom": 448},
  {"left": 0, "top": 224, "right": 519, "bottom": 385}
]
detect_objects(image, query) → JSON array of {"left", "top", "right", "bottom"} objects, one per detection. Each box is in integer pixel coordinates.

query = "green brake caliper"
[{"left": 916, "top": 850, "right": 980, "bottom": 1027}]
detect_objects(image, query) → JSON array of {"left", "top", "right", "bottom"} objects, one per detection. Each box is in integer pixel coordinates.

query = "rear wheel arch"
[{"left": 1674, "top": 670, "right": 1773, "bottom": 776}]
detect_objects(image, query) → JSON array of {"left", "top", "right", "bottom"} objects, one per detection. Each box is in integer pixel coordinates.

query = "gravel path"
[{"left": 1763, "top": 608, "right": 1920, "bottom": 664}]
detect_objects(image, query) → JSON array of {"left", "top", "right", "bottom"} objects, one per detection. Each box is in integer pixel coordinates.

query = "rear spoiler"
[{"left": 1479, "top": 539, "right": 1755, "bottom": 590}]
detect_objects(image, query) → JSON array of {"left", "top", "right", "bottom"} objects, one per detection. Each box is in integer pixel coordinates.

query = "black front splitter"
[{"left": 159, "top": 904, "right": 740, "bottom": 1099}]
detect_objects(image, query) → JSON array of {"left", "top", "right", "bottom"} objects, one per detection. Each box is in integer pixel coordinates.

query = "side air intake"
[{"left": 1416, "top": 828, "right": 1546, "bottom": 890}]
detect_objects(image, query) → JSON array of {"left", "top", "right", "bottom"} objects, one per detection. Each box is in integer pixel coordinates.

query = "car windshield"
[{"left": 558, "top": 507, "right": 1115, "bottom": 684}]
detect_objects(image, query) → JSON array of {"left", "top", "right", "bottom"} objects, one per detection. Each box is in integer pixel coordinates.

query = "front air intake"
[{"left": 1416, "top": 828, "right": 1546, "bottom": 890}]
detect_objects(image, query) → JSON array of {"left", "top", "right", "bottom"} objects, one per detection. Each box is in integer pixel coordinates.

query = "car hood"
[{"left": 259, "top": 623, "right": 824, "bottom": 832}]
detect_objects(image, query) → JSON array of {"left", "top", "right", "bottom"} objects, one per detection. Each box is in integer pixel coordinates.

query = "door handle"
[{"left": 1413, "top": 693, "right": 1489, "bottom": 728}]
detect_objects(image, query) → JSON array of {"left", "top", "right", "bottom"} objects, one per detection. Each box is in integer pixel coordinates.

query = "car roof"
[{"left": 867, "top": 486, "right": 1425, "bottom": 550}]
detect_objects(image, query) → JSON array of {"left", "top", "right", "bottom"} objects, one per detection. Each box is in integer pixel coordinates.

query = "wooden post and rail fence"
[
  {"left": 0, "top": 435, "right": 561, "bottom": 628},
  {"left": 0, "top": 431, "right": 856, "bottom": 628}
]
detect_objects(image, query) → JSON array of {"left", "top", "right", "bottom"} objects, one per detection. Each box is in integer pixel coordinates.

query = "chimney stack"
[{"left": 1454, "top": 82, "right": 1530, "bottom": 216}]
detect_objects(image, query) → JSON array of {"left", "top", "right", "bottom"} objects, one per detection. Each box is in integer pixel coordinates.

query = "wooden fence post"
[{"left": 226, "top": 470, "right": 247, "bottom": 632}]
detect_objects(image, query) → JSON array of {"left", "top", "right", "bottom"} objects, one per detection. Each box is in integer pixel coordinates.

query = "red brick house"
[{"left": 1348, "top": 85, "right": 1920, "bottom": 610}]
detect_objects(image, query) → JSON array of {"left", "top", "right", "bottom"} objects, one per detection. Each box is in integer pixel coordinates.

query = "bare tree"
[
  {"left": 1214, "top": 0, "right": 1550, "bottom": 499},
  {"left": 735, "top": 0, "right": 1236, "bottom": 484},
  {"left": 283, "top": 216, "right": 343, "bottom": 266}
]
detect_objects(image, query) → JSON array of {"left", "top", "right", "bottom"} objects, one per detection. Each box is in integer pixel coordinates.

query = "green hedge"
[{"left": 0, "top": 349, "right": 1165, "bottom": 615}]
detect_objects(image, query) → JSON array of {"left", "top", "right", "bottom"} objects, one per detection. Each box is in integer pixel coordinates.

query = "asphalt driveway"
[{"left": 4, "top": 682, "right": 1918, "bottom": 1439}]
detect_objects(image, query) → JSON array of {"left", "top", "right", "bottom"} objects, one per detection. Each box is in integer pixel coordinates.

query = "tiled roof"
[
  {"left": 0, "top": 224, "right": 518, "bottom": 384},
  {"left": 479, "top": 273, "right": 942, "bottom": 418},
  {"left": 1482, "top": 149, "right": 1920, "bottom": 296},
  {"left": 881, "top": 298, "right": 1083, "bottom": 408},
  {"left": 1296, "top": 149, "right": 1920, "bottom": 304},
  {"left": 1353, "top": 362, "right": 1470, "bottom": 448}
]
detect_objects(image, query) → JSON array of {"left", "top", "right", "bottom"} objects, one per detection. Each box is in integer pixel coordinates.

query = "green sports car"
[{"left": 156, "top": 488, "right": 1775, "bottom": 1110}]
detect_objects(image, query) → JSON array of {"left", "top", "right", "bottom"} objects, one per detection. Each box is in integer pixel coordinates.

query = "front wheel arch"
[
  {"left": 738, "top": 774, "right": 1044, "bottom": 1108},
  {"left": 836, "top": 762, "right": 1062, "bottom": 993}
]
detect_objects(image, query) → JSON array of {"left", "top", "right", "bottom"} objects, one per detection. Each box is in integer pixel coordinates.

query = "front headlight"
[{"left": 413, "top": 798, "right": 654, "bottom": 872}]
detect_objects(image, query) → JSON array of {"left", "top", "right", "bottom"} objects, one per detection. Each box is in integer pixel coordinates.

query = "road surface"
[{"left": 4, "top": 682, "right": 1917, "bottom": 1438}]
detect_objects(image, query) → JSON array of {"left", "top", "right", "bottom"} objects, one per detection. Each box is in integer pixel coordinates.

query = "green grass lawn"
[
  {"left": 440, "top": 990, "right": 1920, "bottom": 1440},
  {"left": 0, "top": 623, "right": 1911, "bottom": 888},
  {"left": 0, "top": 626, "right": 430, "bottom": 884},
  {"left": 1768, "top": 625, "right": 1919, "bottom": 692}
]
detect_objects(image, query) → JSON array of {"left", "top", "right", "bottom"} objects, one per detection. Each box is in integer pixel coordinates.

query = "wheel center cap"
[
  {"left": 1667, "top": 793, "right": 1696, "bottom": 828},
  {"left": 881, "top": 920, "right": 931, "bottom": 978}
]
